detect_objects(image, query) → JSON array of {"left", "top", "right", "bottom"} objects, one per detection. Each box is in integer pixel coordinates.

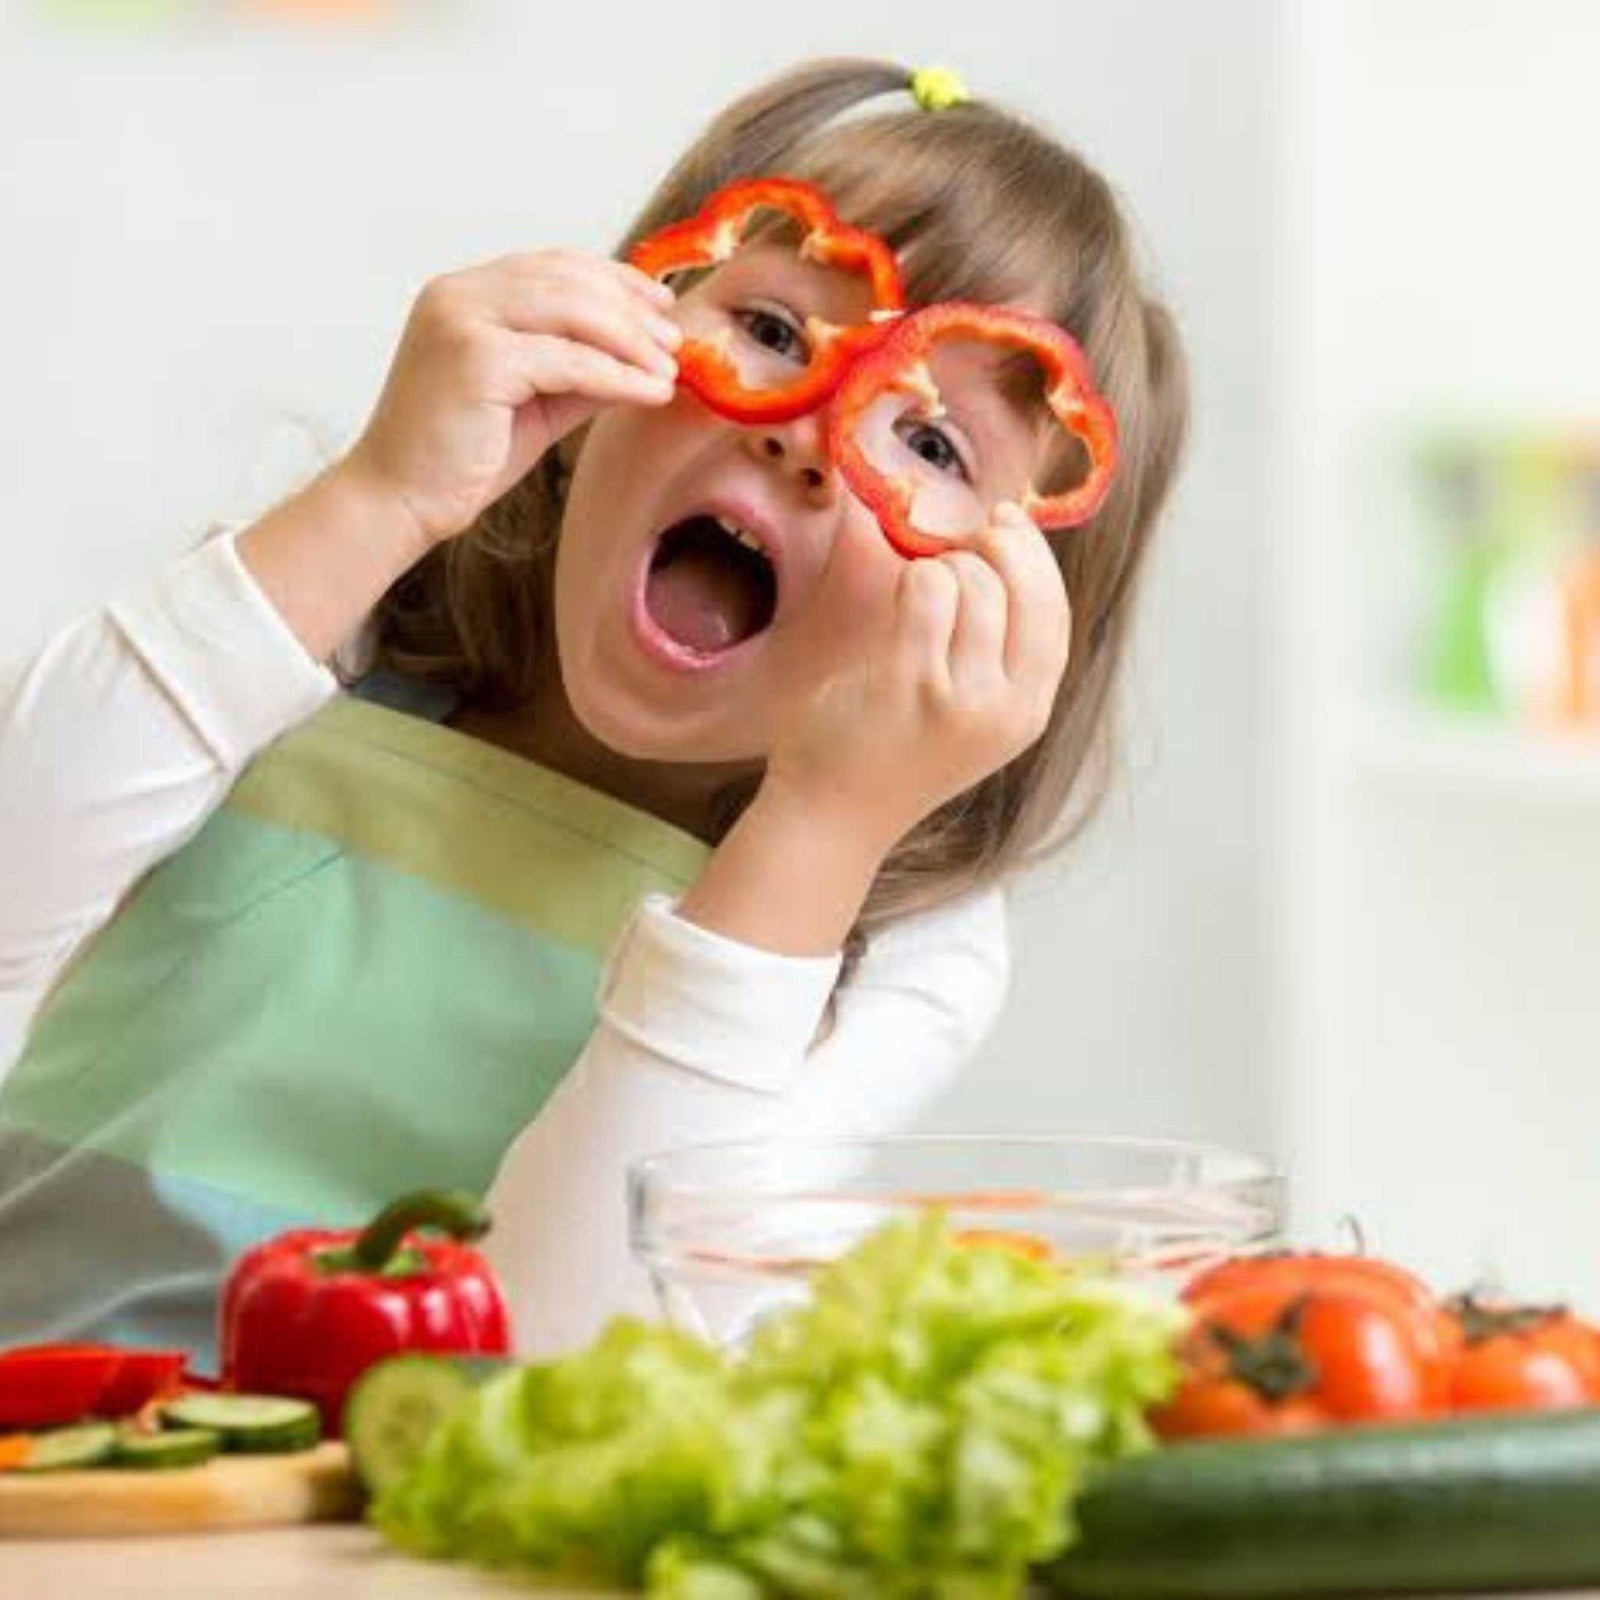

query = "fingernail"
[
  {"left": 647, "top": 278, "right": 676, "bottom": 305},
  {"left": 649, "top": 348, "right": 679, "bottom": 378},
  {"left": 656, "top": 318, "right": 684, "bottom": 348}
]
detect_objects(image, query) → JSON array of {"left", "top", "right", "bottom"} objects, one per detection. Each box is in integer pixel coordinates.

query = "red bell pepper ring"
[
  {"left": 826, "top": 301, "right": 1120, "bottom": 558},
  {"left": 629, "top": 176, "right": 905, "bottom": 426},
  {"left": 220, "top": 1187, "right": 512, "bottom": 1437},
  {"left": 0, "top": 1344, "right": 124, "bottom": 1429}
]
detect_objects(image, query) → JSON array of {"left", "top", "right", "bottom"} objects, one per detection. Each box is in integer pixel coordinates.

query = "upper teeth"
[{"left": 714, "top": 514, "right": 767, "bottom": 556}]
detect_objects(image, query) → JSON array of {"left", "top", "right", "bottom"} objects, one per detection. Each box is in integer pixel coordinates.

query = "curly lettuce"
[{"left": 374, "top": 1215, "right": 1185, "bottom": 1596}]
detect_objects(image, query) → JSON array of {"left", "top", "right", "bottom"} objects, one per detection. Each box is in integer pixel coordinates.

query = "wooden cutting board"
[{"left": 0, "top": 1441, "right": 362, "bottom": 1538}]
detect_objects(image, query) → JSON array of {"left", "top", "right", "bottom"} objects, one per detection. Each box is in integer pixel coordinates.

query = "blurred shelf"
[{"left": 1346, "top": 703, "right": 1600, "bottom": 805}]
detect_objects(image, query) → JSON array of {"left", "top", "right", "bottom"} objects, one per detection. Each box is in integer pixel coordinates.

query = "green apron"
[{"left": 0, "top": 681, "right": 708, "bottom": 1370}]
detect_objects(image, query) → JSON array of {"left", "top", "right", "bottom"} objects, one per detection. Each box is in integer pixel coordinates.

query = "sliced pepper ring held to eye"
[
  {"left": 628, "top": 176, "right": 906, "bottom": 425},
  {"left": 826, "top": 301, "right": 1120, "bottom": 559}
]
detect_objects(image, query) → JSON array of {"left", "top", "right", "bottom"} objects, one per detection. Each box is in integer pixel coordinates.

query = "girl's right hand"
[
  {"left": 343, "top": 251, "right": 682, "bottom": 549},
  {"left": 762, "top": 504, "right": 1073, "bottom": 859}
]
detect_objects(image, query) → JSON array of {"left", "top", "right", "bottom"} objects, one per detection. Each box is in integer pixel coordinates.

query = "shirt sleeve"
[
  {"left": 483, "top": 883, "right": 1011, "bottom": 1356},
  {"left": 0, "top": 531, "right": 337, "bottom": 1005}
]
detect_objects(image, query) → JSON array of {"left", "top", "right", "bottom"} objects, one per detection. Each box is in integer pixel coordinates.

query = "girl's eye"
[
  {"left": 896, "top": 418, "right": 973, "bottom": 483},
  {"left": 735, "top": 307, "right": 808, "bottom": 363}
]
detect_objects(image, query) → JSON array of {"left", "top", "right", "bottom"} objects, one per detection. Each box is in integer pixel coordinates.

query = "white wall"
[
  {"left": 0, "top": 1, "right": 1281, "bottom": 1162},
  {"left": 1280, "top": 0, "right": 1600, "bottom": 1302}
]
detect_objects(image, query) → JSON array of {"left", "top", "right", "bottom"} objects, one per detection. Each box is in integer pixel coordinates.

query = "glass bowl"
[{"left": 629, "top": 1134, "right": 1283, "bottom": 1346}]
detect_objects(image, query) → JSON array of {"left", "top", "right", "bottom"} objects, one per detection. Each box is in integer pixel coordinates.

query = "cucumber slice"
[
  {"left": 17, "top": 1422, "right": 118, "bottom": 1473},
  {"left": 345, "top": 1354, "right": 508, "bottom": 1495},
  {"left": 113, "top": 1425, "right": 220, "bottom": 1470},
  {"left": 161, "top": 1393, "right": 320, "bottom": 1454}
]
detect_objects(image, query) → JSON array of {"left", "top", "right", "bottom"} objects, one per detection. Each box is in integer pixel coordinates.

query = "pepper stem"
[{"left": 350, "top": 1188, "right": 491, "bottom": 1274}]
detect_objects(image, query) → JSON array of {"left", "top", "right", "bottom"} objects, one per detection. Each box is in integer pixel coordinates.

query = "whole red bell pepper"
[
  {"left": 220, "top": 1188, "right": 511, "bottom": 1436},
  {"left": 629, "top": 176, "right": 905, "bottom": 425},
  {"left": 826, "top": 301, "right": 1120, "bottom": 557}
]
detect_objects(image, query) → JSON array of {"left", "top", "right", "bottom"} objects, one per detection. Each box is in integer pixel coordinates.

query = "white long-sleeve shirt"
[{"left": 0, "top": 532, "right": 1010, "bottom": 1354}]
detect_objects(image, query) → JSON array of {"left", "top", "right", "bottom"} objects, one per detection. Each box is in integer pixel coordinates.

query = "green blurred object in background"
[
  {"left": 1421, "top": 440, "right": 1500, "bottom": 713},
  {"left": 1418, "top": 432, "right": 1599, "bottom": 723},
  {"left": 37, "top": 0, "right": 410, "bottom": 27},
  {"left": 37, "top": 0, "right": 191, "bottom": 24}
]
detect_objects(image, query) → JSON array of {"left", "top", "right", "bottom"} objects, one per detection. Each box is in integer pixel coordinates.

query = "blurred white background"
[{"left": 0, "top": 1, "right": 1595, "bottom": 1304}]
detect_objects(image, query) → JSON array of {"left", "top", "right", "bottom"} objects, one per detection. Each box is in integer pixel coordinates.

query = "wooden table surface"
[
  {"left": 5, "top": 1524, "right": 1598, "bottom": 1599},
  {"left": 2, "top": 1523, "right": 609, "bottom": 1596}
]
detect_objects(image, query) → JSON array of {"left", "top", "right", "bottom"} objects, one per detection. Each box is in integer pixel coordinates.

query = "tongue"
[{"left": 645, "top": 546, "right": 765, "bottom": 654}]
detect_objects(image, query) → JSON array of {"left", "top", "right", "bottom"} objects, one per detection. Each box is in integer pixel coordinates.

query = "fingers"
[
  {"left": 893, "top": 558, "right": 959, "bottom": 699},
  {"left": 892, "top": 507, "right": 1068, "bottom": 716},
  {"left": 942, "top": 549, "right": 1009, "bottom": 694},
  {"left": 967, "top": 502, "right": 1073, "bottom": 688},
  {"left": 599, "top": 254, "right": 680, "bottom": 313},
  {"left": 478, "top": 249, "right": 676, "bottom": 317},
  {"left": 509, "top": 291, "right": 680, "bottom": 382},
  {"left": 491, "top": 331, "right": 675, "bottom": 412},
  {"left": 495, "top": 262, "right": 683, "bottom": 378},
  {"left": 432, "top": 250, "right": 682, "bottom": 389}
]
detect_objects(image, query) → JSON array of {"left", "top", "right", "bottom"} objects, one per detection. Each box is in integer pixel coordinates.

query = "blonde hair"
[{"left": 373, "top": 58, "right": 1190, "bottom": 976}]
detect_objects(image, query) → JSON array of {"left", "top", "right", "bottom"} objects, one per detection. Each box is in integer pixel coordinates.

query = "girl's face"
[{"left": 553, "top": 242, "right": 1050, "bottom": 764}]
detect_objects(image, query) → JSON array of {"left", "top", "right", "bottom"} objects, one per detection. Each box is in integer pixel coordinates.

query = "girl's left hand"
[{"left": 763, "top": 503, "right": 1073, "bottom": 858}]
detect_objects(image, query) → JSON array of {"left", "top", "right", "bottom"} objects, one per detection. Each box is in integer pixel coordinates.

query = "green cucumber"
[
  {"left": 1045, "top": 1407, "right": 1600, "bottom": 1597},
  {"left": 112, "top": 1425, "right": 220, "bottom": 1470},
  {"left": 344, "top": 1354, "right": 511, "bottom": 1495},
  {"left": 17, "top": 1422, "right": 118, "bottom": 1472},
  {"left": 161, "top": 1393, "right": 320, "bottom": 1454}
]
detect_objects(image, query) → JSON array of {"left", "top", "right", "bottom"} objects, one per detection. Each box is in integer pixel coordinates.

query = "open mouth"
[{"left": 642, "top": 513, "right": 779, "bottom": 659}]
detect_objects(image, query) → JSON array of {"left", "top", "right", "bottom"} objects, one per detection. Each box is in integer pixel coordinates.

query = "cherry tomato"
[
  {"left": 1187, "top": 1251, "right": 1443, "bottom": 1329},
  {"left": 1151, "top": 1281, "right": 1454, "bottom": 1440},
  {"left": 1185, "top": 1251, "right": 1459, "bottom": 1378},
  {"left": 1447, "top": 1296, "right": 1600, "bottom": 1413},
  {"left": 1149, "top": 1375, "right": 1325, "bottom": 1440}
]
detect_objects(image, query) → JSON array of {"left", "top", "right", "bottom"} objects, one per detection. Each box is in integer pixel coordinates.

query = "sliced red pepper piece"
[
  {"left": 97, "top": 1349, "right": 188, "bottom": 1416},
  {"left": 952, "top": 1229, "right": 1059, "bottom": 1264},
  {"left": 0, "top": 1344, "right": 123, "bottom": 1430},
  {"left": 681, "top": 316, "right": 897, "bottom": 428},
  {"left": 827, "top": 302, "right": 1120, "bottom": 558},
  {"left": 629, "top": 176, "right": 905, "bottom": 425}
]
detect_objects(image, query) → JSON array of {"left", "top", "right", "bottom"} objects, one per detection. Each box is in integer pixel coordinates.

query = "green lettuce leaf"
[{"left": 374, "top": 1214, "right": 1185, "bottom": 1596}]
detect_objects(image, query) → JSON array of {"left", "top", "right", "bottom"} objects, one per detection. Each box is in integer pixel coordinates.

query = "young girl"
[{"left": 0, "top": 59, "right": 1187, "bottom": 1362}]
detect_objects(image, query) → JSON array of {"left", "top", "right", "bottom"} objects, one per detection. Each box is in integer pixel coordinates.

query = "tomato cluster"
[{"left": 1152, "top": 1252, "right": 1600, "bottom": 1440}]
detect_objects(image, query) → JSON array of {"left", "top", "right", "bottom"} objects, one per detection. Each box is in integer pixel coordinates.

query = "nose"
[{"left": 743, "top": 414, "right": 837, "bottom": 505}]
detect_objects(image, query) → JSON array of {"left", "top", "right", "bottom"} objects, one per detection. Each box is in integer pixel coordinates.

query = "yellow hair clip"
[{"left": 910, "top": 66, "right": 970, "bottom": 112}]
